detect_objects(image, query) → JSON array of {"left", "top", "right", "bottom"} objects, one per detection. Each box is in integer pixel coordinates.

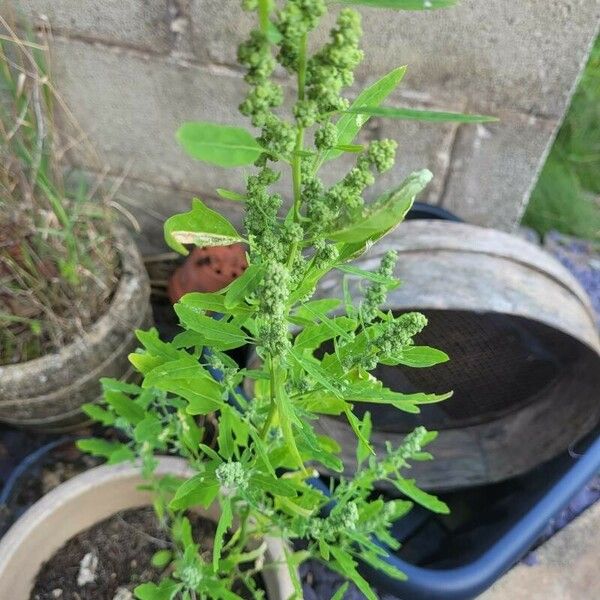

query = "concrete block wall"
[{"left": 11, "top": 0, "right": 600, "bottom": 253}]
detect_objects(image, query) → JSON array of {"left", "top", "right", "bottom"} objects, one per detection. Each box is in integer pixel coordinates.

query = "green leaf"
[
  {"left": 295, "top": 420, "right": 344, "bottom": 472},
  {"left": 273, "top": 375, "right": 305, "bottom": 470},
  {"left": 356, "top": 411, "right": 373, "bottom": 467},
  {"left": 347, "top": 105, "right": 497, "bottom": 123},
  {"left": 177, "top": 121, "right": 263, "bottom": 167},
  {"left": 290, "top": 349, "right": 344, "bottom": 398},
  {"left": 224, "top": 263, "right": 264, "bottom": 309},
  {"left": 169, "top": 471, "right": 220, "bottom": 510},
  {"left": 336, "top": 0, "right": 457, "bottom": 8},
  {"left": 347, "top": 382, "right": 452, "bottom": 412},
  {"left": 81, "top": 403, "right": 116, "bottom": 426},
  {"left": 77, "top": 439, "right": 134, "bottom": 464},
  {"left": 170, "top": 380, "right": 226, "bottom": 415},
  {"left": 216, "top": 188, "right": 246, "bottom": 201},
  {"left": 104, "top": 390, "right": 146, "bottom": 425},
  {"left": 213, "top": 497, "right": 233, "bottom": 571},
  {"left": 136, "top": 329, "right": 183, "bottom": 361},
  {"left": 143, "top": 357, "right": 210, "bottom": 388},
  {"left": 320, "top": 66, "right": 406, "bottom": 164},
  {"left": 164, "top": 198, "right": 244, "bottom": 255},
  {"left": 345, "top": 408, "right": 375, "bottom": 456},
  {"left": 359, "top": 550, "right": 407, "bottom": 581},
  {"left": 100, "top": 377, "right": 141, "bottom": 395},
  {"left": 294, "top": 316, "right": 356, "bottom": 351},
  {"left": 380, "top": 345, "right": 449, "bottom": 367},
  {"left": 292, "top": 299, "right": 341, "bottom": 324},
  {"left": 151, "top": 550, "right": 173, "bottom": 569},
  {"left": 174, "top": 304, "right": 249, "bottom": 350},
  {"left": 134, "top": 579, "right": 182, "bottom": 600},
  {"left": 326, "top": 169, "right": 432, "bottom": 243},
  {"left": 250, "top": 473, "right": 297, "bottom": 497},
  {"left": 134, "top": 414, "right": 163, "bottom": 444},
  {"left": 180, "top": 292, "right": 228, "bottom": 313},
  {"left": 331, "top": 583, "right": 349, "bottom": 600},
  {"left": 330, "top": 546, "right": 377, "bottom": 600},
  {"left": 333, "top": 144, "right": 364, "bottom": 153},
  {"left": 388, "top": 477, "right": 450, "bottom": 514},
  {"left": 337, "top": 263, "right": 400, "bottom": 285}
]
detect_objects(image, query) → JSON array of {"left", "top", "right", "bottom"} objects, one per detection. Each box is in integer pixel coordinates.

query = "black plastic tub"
[{"left": 356, "top": 427, "right": 600, "bottom": 599}]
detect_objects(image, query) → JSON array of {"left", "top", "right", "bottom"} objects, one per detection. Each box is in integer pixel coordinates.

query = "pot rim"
[{"left": 0, "top": 456, "right": 296, "bottom": 600}]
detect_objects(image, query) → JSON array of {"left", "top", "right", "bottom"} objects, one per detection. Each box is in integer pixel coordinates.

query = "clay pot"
[
  {"left": 0, "top": 223, "right": 152, "bottom": 432},
  {"left": 168, "top": 244, "right": 248, "bottom": 303},
  {"left": 0, "top": 457, "right": 295, "bottom": 600}
]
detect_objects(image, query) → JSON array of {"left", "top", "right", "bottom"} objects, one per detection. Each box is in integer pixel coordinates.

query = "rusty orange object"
[{"left": 168, "top": 243, "right": 248, "bottom": 303}]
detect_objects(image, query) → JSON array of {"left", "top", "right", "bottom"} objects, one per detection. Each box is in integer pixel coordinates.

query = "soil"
[{"left": 30, "top": 507, "right": 217, "bottom": 600}]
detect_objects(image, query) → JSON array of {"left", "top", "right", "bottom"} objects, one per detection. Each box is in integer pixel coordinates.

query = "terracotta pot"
[
  {"left": 168, "top": 244, "right": 248, "bottom": 303},
  {"left": 0, "top": 223, "right": 152, "bottom": 432},
  {"left": 0, "top": 457, "right": 296, "bottom": 600}
]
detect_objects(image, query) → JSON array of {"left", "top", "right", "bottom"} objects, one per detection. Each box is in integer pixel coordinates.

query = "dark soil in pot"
[{"left": 31, "top": 507, "right": 260, "bottom": 600}]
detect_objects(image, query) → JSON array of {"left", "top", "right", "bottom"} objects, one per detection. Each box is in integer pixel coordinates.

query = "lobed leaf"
[
  {"left": 174, "top": 304, "right": 249, "bottom": 350},
  {"left": 388, "top": 477, "right": 450, "bottom": 514},
  {"left": 213, "top": 497, "right": 233, "bottom": 571},
  {"left": 380, "top": 345, "right": 449, "bottom": 367},
  {"left": 164, "top": 198, "right": 244, "bottom": 255},
  {"left": 169, "top": 471, "right": 220, "bottom": 510}
]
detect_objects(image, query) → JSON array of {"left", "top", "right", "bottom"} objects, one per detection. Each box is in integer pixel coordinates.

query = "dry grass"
[{"left": 0, "top": 11, "right": 120, "bottom": 365}]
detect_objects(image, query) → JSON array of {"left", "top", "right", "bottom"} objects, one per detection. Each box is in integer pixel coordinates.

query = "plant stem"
[
  {"left": 260, "top": 355, "right": 278, "bottom": 440},
  {"left": 258, "top": 0, "right": 270, "bottom": 34},
  {"left": 288, "top": 33, "right": 308, "bottom": 265}
]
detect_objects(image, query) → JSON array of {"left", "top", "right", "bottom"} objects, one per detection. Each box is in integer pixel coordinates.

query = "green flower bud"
[
  {"left": 293, "top": 99, "right": 318, "bottom": 127},
  {"left": 180, "top": 564, "right": 203, "bottom": 589},
  {"left": 216, "top": 461, "right": 249, "bottom": 493},
  {"left": 314, "top": 122, "right": 338, "bottom": 150},
  {"left": 362, "top": 250, "right": 398, "bottom": 323}
]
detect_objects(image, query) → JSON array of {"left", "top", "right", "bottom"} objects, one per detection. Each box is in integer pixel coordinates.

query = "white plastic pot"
[{"left": 0, "top": 457, "right": 296, "bottom": 600}]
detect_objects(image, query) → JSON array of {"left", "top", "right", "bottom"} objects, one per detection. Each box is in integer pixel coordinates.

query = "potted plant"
[
  {"left": 0, "top": 0, "right": 495, "bottom": 597},
  {"left": 0, "top": 15, "right": 151, "bottom": 431}
]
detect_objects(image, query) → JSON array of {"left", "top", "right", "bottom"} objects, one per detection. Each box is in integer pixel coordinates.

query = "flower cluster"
[
  {"left": 362, "top": 250, "right": 398, "bottom": 322},
  {"left": 216, "top": 461, "right": 249, "bottom": 494},
  {"left": 314, "top": 122, "right": 338, "bottom": 151},
  {"left": 277, "top": 0, "right": 327, "bottom": 72},
  {"left": 256, "top": 261, "right": 291, "bottom": 355},
  {"left": 306, "top": 9, "right": 364, "bottom": 115},
  {"left": 306, "top": 139, "right": 398, "bottom": 233},
  {"left": 376, "top": 311, "right": 428, "bottom": 356},
  {"left": 347, "top": 311, "right": 427, "bottom": 371},
  {"left": 308, "top": 501, "right": 359, "bottom": 541},
  {"left": 244, "top": 167, "right": 283, "bottom": 261},
  {"left": 238, "top": 30, "right": 281, "bottom": 127}
]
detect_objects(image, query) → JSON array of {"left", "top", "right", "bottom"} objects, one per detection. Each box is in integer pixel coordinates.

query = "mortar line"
[{"left": 437, "top": 124, "right": 462, "bottom": 208}]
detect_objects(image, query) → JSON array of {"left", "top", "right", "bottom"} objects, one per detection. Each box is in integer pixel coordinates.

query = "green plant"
[
  {"left": 0, "top": 12, "right": 117, "bottom": 364},
  {"left": 81, "top": 1, "right": 494, "bottom": 598},
  {"left": 523, "top": 35, "right": 600, "bottom": 241}
]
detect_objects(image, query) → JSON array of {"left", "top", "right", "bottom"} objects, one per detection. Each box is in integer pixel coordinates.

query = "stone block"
[
  {"left": 440, "top": 110, "right": 558, "bottom": 230},
  {"left": 15, "top": 0, "right": 172, "bottom": 53},
  {"left": 191, "top": 0, "right": 600, "bottom": 118},
  {"left": 49, "top": 38, "right": 253, "bottom": 196}
]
